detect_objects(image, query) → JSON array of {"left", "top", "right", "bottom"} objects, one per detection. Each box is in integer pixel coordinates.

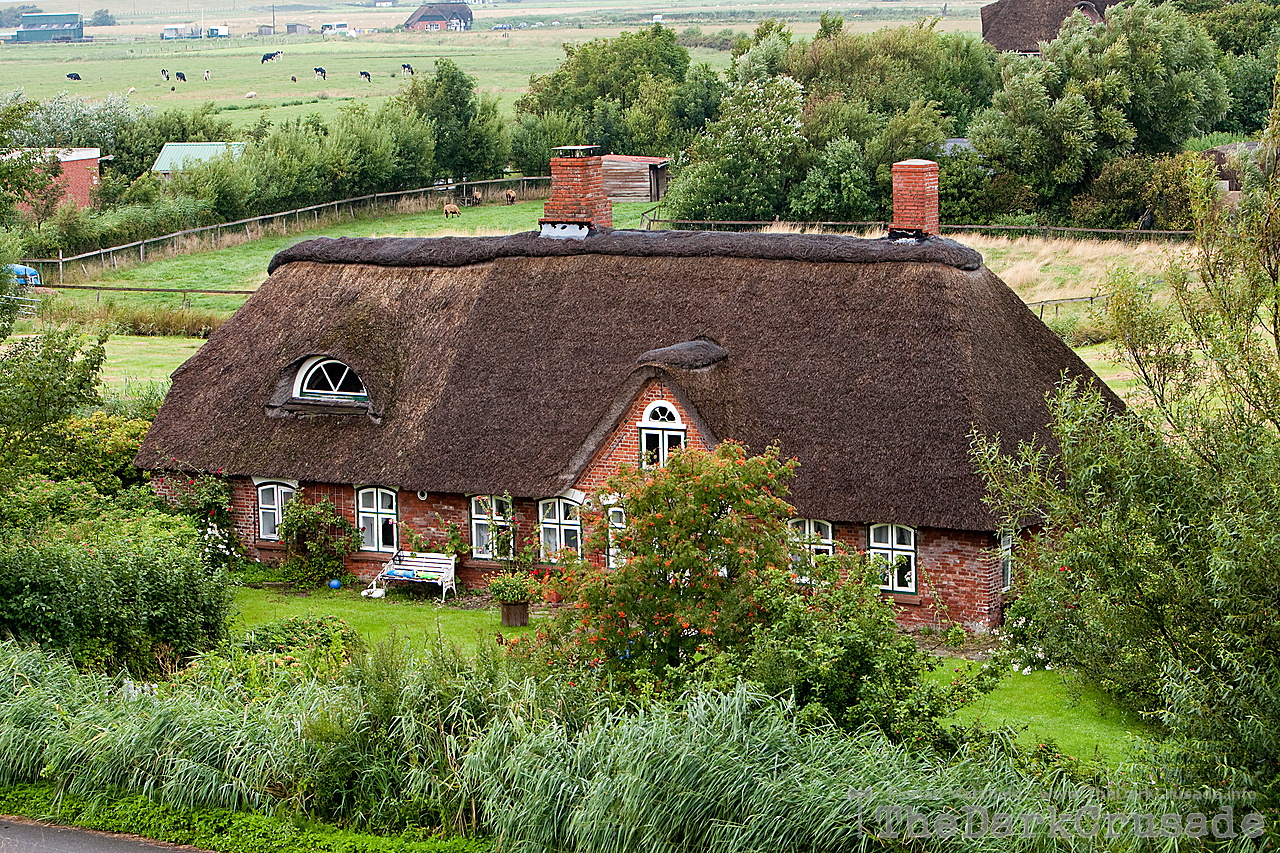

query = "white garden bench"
[{"left": 362, "top": 551, "right": 457, "bottom": 602}]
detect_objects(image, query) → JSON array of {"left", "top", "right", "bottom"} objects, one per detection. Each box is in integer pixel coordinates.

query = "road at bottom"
[{"left": 0, "top": 817, "right": 215, "bottom": 853}]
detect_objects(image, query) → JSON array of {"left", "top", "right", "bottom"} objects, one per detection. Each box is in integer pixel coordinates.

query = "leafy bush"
[
  {"left": 0, "top": 509, "right": 230, "bottom": 674},
  {"left": 485, "top": 570, "right": 536, "bottom": 604},
  {"left": 26, "top": 412, "right": 151, "bottom": 493},
  {"left": 564, "top": 442, "right": 798, "bottom": 677},
  {"left": 242, "top": 614, "right": 362, "bottom": 663},
  {"left": 0, "top": 474, "right": 104, "bottom": 530},
  {"left": 278, "top": 494, "right": 360, "bottom": 588},
  {"left": 724, "top": 557, "right": 1002, "bottom": 746}
]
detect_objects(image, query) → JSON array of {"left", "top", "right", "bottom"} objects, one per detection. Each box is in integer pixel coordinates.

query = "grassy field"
[{"left": 2, "top": 0, "right": 982, "bottom": 127}]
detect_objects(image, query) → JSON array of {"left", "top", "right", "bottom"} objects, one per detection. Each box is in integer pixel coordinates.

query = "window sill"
[
  {"left": 882, "top": 591, "right": 923, "bottom": 606},
  {"left": 255, "top": 540, "right": 285, "bottom": 551},
  {"left": 353, "top": 551, "right": 395, "bottom": 562}
]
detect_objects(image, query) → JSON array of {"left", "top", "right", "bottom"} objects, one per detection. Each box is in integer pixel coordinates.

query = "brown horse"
[
  {"left": 505, "top": 189, "right": 517, "bottom": 205},
  {"left": 443, "top": 203, "right": 461, "bottom": 219}
]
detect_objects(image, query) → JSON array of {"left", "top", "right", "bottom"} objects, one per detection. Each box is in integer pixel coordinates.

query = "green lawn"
[
  {"left": 232, "top": 584, "right": 542, "bottom": 649},
  {"left": 928, "top": 661, "right": 1153, "bottom": 766}
]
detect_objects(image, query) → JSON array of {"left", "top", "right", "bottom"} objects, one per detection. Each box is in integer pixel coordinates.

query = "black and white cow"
[
  {"left": 175, "top": 71, "right": 187, "bottom": 82},
  {"left": 160, "top": 68, "right": 170, "bottom": 81},
  {"left": 359, "top": 70, "right": 371, "bottom": 82},
  {"left": 261, "top": 50, "right": 282, "bottom": 64},
  {"left": 204, "top": 69, "right": 211, "bottom": 81},
  {"left": 401, "top": 63, "right": 414, "bottom": 75},
  {"left": 66, "top": 72, "right": 81, "bottom": 80},
  {"left": 314, "top": 66, "right": 327, "bottom": 80}
]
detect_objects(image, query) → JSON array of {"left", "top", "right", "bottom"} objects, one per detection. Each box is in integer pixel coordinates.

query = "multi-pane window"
[
  {"left": 257, "top": 483, "right": 295, "bottom": 540},
  {"left": 606, "top": 506, "right": 627, "bottom": 568},
  {"left": 639, "top": 401, "right": 685, "bottom": 467},
  {"left": 539, "top": 498, "right": 582, "bottom": 560},
  {"left": 788, "top": 518, "right": 835, "bottom": 556},
  {"left": 870, "top": 523, "right": 917, "bottom": 594},
  {"left": 1000, "top": 531, "right": 1014, "bottom": 593},
  {"left": 471, "top": 495, "right": 513, "bottom": 559},
  {"left": 297, "top": 357, "right": 367, "bottom": 400},
  {"left": 358, "top": 487, "right": 397, "bottom": 552}
]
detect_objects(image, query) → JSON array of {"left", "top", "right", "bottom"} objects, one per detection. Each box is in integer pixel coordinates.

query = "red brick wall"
[
  {"left": 541, "top": 155, "right": 613, "bottom": 228},
  {"left": 573, "top": 378, "right": 711, "bottom": 494},
  {"left": 58, "top": 157, "right": 98, "bottom": 208},
  {"left": 891, "top": 159, "right": 939, "bottom": 235}
]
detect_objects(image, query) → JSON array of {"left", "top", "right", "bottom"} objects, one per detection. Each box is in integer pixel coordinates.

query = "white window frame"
[
  {"left": 471, "top": 495, "right": 513, "bottom": 560},
  {"left": 256, "top": 482, "right": 295, "bottom": 540},
  {"left": 606, "top": 505, "right": 627, "bottom": 569},
  {"left": 870, "top": 523, "right": 917, "bottom": 594},
  {"left": 539, "top": 497, "right": 582, "bottom": 561},
  {"left": 294, "top": 356, "right": 368, "bottom": 400},
  {"left": 788, "top": 518, "right": 835, "bottom": 557},
  {"left": 638, "top": 400, "right": 686, "bottom": 467},
  {"left": 1000, "top": 531, "right": 1014, "bottom": 593},
  {"left": 358, "top": 486, "right": 398, "bottom": 553}
]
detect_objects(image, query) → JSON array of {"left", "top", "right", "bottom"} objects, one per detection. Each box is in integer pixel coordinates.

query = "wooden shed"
[{"left": 602, "top": 155, "right": 670, "bottom": 202}]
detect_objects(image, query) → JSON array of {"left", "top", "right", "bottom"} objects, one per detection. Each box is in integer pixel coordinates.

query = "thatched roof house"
[
  {"left": 981, "top": 0, "right": 1112, "bottom": 53},
  {"left": 137, "top": 157, "right": 1116, "bottom": 630}
]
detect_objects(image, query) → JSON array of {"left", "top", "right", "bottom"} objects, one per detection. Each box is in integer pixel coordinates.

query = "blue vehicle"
[{"left": 8, "top": 264, "right": 41, "bottom": 288}]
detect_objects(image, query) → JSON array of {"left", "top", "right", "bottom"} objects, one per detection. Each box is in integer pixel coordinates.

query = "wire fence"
[
  {"left": 19, "top": 176, "right": 551, "bottom": 287},
  {"left": 638, "top": 208, "right": 1195, "bottom": 243}
]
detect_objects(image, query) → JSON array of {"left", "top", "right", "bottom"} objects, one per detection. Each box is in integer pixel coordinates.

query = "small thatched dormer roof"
[
  {"left": 136, "top": 228, "right": 1117, "bottom": 532},
  {"left": 981, "top": 0, "right": 1113, "bottom": 53}
]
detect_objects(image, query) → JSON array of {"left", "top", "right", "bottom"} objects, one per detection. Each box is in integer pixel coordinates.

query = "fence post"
[
  {"left": 140, "top": 240, "right": 145, "bottom": 263},
  {"left": 58, "top": 250, "right": 63, "bottom": 285}
]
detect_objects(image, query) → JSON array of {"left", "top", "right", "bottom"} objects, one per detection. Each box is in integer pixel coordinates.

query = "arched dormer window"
[
  {"left": 294, "top": 357, "right": 367, "bottom": 400},
  {"left": 638, "top": 400, "right": 685, "bottom": 467}
]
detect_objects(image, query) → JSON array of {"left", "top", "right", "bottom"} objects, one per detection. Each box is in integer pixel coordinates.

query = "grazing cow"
[
  {"left": 505, "top": 188, "right": 517, "bottom": 205},
  {"left": 204, "top": 69, "right": 210, "bottom": 81},
  {"left": 442, "top": 203, "right": 461, "bottom": 219},
  {"left": 261, "top": 50, "right": 282, "bottom": 63},
  {"left": 291, "top": 75, "right": 297, "bottom": 82},
  {"left": 171, "top": 86, "right": 176, "bottom": 92},
  {"left": 359, "top": 70, "right": 371, "bottom": 82},
  {"left": 314, "top": 67, "right": 326, "bottom": 80},
  {"left": 127, "top": 87, "right": 136, "bottom": 95},
  {"left": 245, "top": 91, "right": 257, "bottom": 99},
  {"left": 401, "top": 63, "right": 414, "bottom": 75},
  {"left": 66, "top": 72, "right": 81, "bottom": 80},
  {"left": 175, "top": 71, "right": 187, "bottom": 82},
  {"left": 161, "top": 68, "right": 169, "bottom": 80}
]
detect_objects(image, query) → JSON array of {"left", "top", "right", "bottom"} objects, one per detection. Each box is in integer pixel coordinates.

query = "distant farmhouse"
[
  {"left": 10, "top": 12, "right": 84, "bottom": 42},
  {"left": 151, "top": 142, "right": 245, "bottom": 180},
  {"left": 403, "top": 3, "right": 472, "bottom": 31},
  {"left": 286, "top": 22, "right": 309, "bottom": 34},
  {"left": 980, "top": 0, "right": 1111, "bottom": 53}
]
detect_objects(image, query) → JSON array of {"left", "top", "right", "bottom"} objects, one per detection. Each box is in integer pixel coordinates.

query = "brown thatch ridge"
[
  {"left": 138, "top": 228, "right": 1118, "bottom": 532},
  {"left": 266, "top": 228, "right": 985, "bottom": 274}
]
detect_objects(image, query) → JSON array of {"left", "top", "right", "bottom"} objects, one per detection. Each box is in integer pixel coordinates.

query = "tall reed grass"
[{"left": 37, "top": 297, "right": 226, "bottom": 338}]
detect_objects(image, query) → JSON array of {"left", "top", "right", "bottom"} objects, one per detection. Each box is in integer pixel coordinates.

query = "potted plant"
[{"left": 487, "top": 570, "right": 536, "bottom": 626}]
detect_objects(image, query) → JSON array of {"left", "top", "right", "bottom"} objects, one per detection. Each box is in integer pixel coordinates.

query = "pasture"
[{"left": 3, "top": 0, "right": 982, "bottom": 126}]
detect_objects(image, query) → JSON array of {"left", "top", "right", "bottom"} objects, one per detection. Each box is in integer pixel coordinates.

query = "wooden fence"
[
  {"left": 20, "top": 176, "right": 551, "bottom": 286},
  {"left": 638, "top": 208, "right": 1195, "bottom": 243}
]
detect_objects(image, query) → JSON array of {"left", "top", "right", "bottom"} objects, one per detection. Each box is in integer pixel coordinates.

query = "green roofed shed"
[{"left": 151, "top": 142, "right": 245, "bottom": 179}]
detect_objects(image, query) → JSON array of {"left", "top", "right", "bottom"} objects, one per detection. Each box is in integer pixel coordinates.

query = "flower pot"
[
  {"left": 544, "top": 589, "right": 563, "bottom": 604},
  {"left": 500, "top": 600, "right": 529, "bottom": 627}
]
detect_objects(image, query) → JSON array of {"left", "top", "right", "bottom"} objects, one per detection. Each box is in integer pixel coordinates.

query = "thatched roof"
[
  {"left": 981, "top": 0, "right": 1112, "bottom": 53},
  {"left": 137, "top": 228, "right": 1118, "bottom": 532}
]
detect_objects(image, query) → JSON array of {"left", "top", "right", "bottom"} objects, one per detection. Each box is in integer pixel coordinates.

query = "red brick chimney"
[
  {"left": 540, "top": 145, "right": 612, "bottom": 239},
  {"left": 891, "top": 159, "right": 939, "bottom": 237}
]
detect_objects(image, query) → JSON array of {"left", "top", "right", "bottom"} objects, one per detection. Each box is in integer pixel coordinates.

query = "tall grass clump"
[
  {"left": 37, "top": 296, "right": 228, "bottom": 338},
  {"left": 0, "top": 631, "right": 613, "bottom": 833}
]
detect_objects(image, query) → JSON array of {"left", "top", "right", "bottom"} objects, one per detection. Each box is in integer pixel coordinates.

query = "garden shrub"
[
  {"left": 26, "top": 412, "right": 151, "bottom": 493},
  {"left": 0, "top": 510, "right": 231, "bottom": 674},
  {"left": 725, "top": 557, "right": 1003, "bottom": 746},
  {"left": 242, "top": 614, "right": 362, "bottom": 662},
  {"left": 0, "top": 474, "right": 104, "bottom": 530},
  {"left": 278, "top": 494, "right": 360, "bottom": 588}
]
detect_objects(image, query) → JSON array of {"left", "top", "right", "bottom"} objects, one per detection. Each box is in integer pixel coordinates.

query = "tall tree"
[{"left": 395, "top": 60, "right": 506, "bottom": 180}]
